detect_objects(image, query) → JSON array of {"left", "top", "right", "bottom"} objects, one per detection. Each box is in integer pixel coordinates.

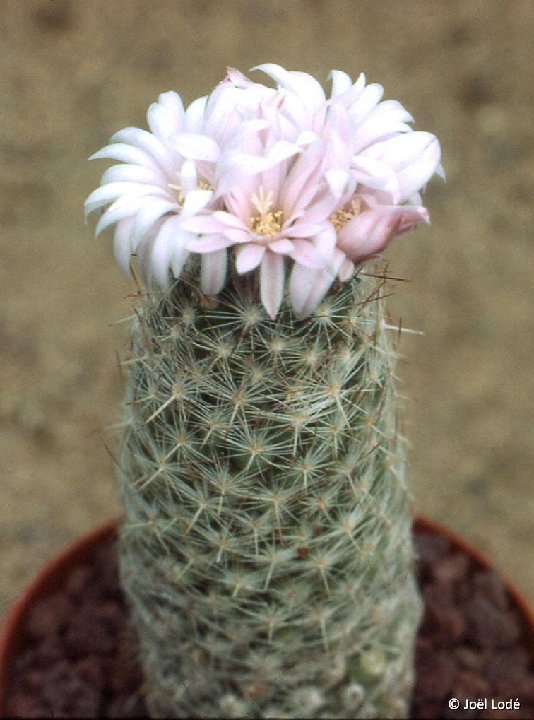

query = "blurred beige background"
[{"left": 1, "top": 0, "right": 533, "bottom": 621}]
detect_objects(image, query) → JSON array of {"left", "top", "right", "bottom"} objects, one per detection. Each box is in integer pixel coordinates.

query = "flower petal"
[
  {"left": 289, "top": 251, "right": 344, "bottom": 319},
  {"left": 338, "top": 256, "right": 356, "bottom": 282},
  {"left": 236, "top": 243, "right": 266, "bottom": 273},
  {"left": 128, "top": 199, "right": 179, "bottom": 251},
  {"left": 338, "top": 206, "right": 428, "bottom": 262},
  {"left": 284, "top": 222, "right": 325, "bottom": 239},
  {"left": 184, "top": 95, "right": 208, "bottom": 133},
  {"left": 84, "top": 182, "right": 161, "bottom": 219},
  {"left": 181, "top": 214, "right": 226, "bottom": 234},
  {"left": 149, "top": 224, "right": 176, "bottom": 289},
  {"left": 113, "top": 217, "right": 135, "bottom": 276},
  {"left": 325, "top": 169, "right": 350, "bottom": 199},
  {"left": 289, "top": 264, "right": 330, "bottom": 319},
  {"left": 268, "top": 238, "right": 294, "bottom": 255},
  {"left": 329, "top": 70, "right": 353, "bottom": 97},
  {"left": 181, "top": 189, "right": 213, "bottom": 218},
  {"left": 111, "top": 128, "right": 176, "bottom": 175},
  {"left": 147, "top": 92, "right": 184, "bottom": 141},
  {"left": 254, "top": 64, "right": 326, "bottom": 113},
  {"left": 100, "top": 164, "right": 161, "bottom": 185},
  {"left": 201, "top": 249, "right": 227, "bottom": 295},
  {"left": 260, "top": 251, "right": 285, "bottom": 319},
  {"left": 362, "top": 131, "right": 441, "bottom": 202},
  {"left": 290, "top": 239, "right": 328, "bottom": 269},
  {"left": 149, "top": 215, "right": 189, "bottom": 287},
  {"left": 187, "top": 234, "right": 234, "bottom": 253},
  {"left": 171, "top": 247, "right": 190, "bottom": 279},
  {"left": 89, "top": 143, "right": 162, "bottom": 173},
  {"left": 172, "top": 132, "right": 220, "bottom": 163},
  {"left": 349, "top": 82, "right": 384, "bottom": 123},
  {"left": 213, "top": 210, "right": 250, "bottom": 230},
  {"left": 95, "top": 197, "right": 145, "bottom": 236}
]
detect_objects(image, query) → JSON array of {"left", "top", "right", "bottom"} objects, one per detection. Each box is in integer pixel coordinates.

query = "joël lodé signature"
[{"left": 449, "top": 697, "right": 521, "bottom": 711}]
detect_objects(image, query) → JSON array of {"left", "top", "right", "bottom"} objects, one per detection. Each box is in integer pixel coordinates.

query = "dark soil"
[{"left": 4, "top": 529, "right": 534, "bottom": 719}]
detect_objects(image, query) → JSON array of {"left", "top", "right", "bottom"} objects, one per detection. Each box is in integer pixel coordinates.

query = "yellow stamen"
[
  {"left": 249, "top": 186, "right": 283, "bottom": 237},
  {"left": 168, "top": 183, "right": 185, "bottom": 205},
  {"left": 250, "top": 209, "right": 283, "bottom": 237},
  {"left": 330, "top": 198, "right": 362, "bottom": 230}
]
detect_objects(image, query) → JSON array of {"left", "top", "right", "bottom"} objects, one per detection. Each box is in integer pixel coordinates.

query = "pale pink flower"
[
  {"left": 182, "top": 137, "right": 338, "bottom": 319},
  {"left": 87, "top": 65, "right": 443, "bottom": 319},
  {"left": 246, "top": 67, "right": 444, "bottom": 318}
]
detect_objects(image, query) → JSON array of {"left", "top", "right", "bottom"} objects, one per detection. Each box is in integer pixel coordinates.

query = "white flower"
[
  {"left": 85, "top": 90, "right": 217, "bottom": 289},
  {"left": 87, "top": 65, "right": 443, "bottom": 319}
]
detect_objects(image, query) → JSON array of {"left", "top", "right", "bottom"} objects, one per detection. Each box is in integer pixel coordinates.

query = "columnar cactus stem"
[{"left": 117, "top": 262, "right": 421, "bottom": 718}]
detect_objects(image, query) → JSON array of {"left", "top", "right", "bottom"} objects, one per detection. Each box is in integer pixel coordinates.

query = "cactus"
[
  {"left": 116, "top": 262, "right": 418, "bottom": 718},
  {"left": 87, "top": 64, "right": 442, "bottom": 718}
]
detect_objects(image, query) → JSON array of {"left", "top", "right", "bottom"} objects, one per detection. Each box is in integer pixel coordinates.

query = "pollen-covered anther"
[
  {"left": 250, "top": 210, "right": 283, "bottom": 238},
  {"left": 167, "top": 182, "right": 185, "bottom": 205},
  {"left": 250, "top": 186, "right": 283, "bottom": 237},
  {"left": 329, "top": 198, "right": 362, "bottom": 231}
]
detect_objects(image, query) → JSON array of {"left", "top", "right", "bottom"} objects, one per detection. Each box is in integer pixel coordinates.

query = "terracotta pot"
[
  {"left": 1, "top": 516, "right": 533, "bottom": 715},
  {"left": 0, "top": 519, "right": 118, "bottom": 711},
  {"left": 415, "top": 516, "right": 534, "bottom": 645}
]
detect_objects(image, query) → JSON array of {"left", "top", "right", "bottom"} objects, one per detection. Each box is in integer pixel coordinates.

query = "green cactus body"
[{"left": 117, "top": 263, "right": 421, "bottom": 718}]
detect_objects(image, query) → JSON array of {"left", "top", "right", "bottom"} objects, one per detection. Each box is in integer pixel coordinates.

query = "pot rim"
[{"left": 1, "top": 515, "right": 533, "bottom": 709}]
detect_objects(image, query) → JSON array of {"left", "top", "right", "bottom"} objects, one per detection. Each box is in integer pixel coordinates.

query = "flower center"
[
  {"left": 249, "top": 186, "right": 283, "bottom": 238},
  {"left": 330, "top": 197, "right": 362, "bottom": 231},
  {"left": 250, "top": 210, "right": 283, "bottom": 237}
]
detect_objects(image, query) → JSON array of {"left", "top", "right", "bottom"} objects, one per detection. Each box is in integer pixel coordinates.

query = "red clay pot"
[
  {"left": 415, "top": 516, "right": 534, "bottom": 645},
  {"left": 1, "top": 516, "right": 533, "bottom": 715},
  {"left": 0, "top": 519, "right": 118, "bottom": 711}
]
